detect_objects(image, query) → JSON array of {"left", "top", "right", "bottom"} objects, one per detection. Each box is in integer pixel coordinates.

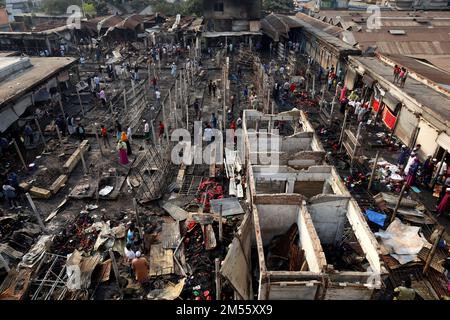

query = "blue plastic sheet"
[{"left": 365, "top": 209, "right": 387, "bottom": 227}]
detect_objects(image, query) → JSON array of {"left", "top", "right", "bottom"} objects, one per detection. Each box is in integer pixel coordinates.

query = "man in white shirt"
[
  {"left": 404, "top": 153, "right": 417, "bottom": 175},
  {"left": 143, "top": 120, "right": 151, "bottom": 143},
  {"left": 436, "top": 160, "right": 448, "bottom": 182},
  {"left": 204, "top": 125, "right": 213, "bottom": 142},
  {"left": 127, "top": 126, "right": 132, "bottom": 143},
  {"left": 124, "top": 243, "right": 136, "bottom": 277},
  {"left": 155, "top": 89, "right": 161, "bottom": 106}
]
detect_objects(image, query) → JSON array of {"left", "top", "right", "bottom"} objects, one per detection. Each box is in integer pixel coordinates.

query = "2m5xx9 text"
[{"left": 220, "top": 304, "right": 273, "bottom": 316}]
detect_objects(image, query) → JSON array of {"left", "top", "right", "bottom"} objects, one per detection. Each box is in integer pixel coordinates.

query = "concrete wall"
[
  {"left": 346, "top": 199, "right": 383, "bottom": 275},
  {"left": 281, "top": 134, "right": 314, "bottom": 152},
  {"left": 298, "top": 204, "right": 327, "bottom": 272},
  {"left": 256, "top": 204, "right": 299, "bottom": 246},
  {"left": 221, "top": 212, "right": 254, "bottom": 299},
  {"left": 308, "top": 195, "right": 350, "bottom": 245},
  {"left": 267, "top": 278, "right": 321, "bottom": 300}
]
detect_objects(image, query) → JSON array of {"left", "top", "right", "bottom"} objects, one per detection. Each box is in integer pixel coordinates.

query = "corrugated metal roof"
[
  {"left": 351, "top": 56, "right": 450, "bottom": 128},
  {"left": 115, "top": 14, "right": 144, "bottom": 30},
  {"left": 411, "top": 54, "right": 450, "bottom": 74},
  {"left": 295, "top": 12, "right": 344, "bottom": 37},
  {"left": 261, "top": 13, "right": 292, "bottom": 41},
  {"left": 383, "top": 53, "right": 450, "bottom": 85},
  {"left": 83, "top": 15, "right": 124, "bottom": 31}
]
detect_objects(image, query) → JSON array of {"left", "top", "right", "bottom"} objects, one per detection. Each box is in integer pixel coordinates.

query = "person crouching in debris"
[
  {"left": 393, "top": 278, "right": 416, "bottom": 300},
  {"left": 3, "top": 183, "right": 19, "bottom": 210},
  {"left": 132, "top": 251, "right": 149, "bottom": 284},
  {"left": 117, "top": 137, "right": 129, "bottom": 165}
]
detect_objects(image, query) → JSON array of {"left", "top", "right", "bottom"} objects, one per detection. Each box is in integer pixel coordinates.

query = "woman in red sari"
[
  {"left": 437, "top": 188, "right": 450, "bottom": 217},
  {"left": 117, "top": 136, "right": 129, "bottom": 165}
]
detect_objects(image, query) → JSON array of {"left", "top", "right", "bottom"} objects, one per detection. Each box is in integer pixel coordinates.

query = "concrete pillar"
[
  {"left": 322, "top": 180, "right": 331, "bottom": 194},
  {"left": 286, "top": 179, "right": 296, "bottom": 193}
]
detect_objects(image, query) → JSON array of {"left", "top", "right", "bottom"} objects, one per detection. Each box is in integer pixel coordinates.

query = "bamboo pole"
[
  {"left": 94, "top": 124, "right": 104, "bottom": 157},
  {"left": 215, "top": 258, "right": 221, "bottom": 300},
  {"left": 339, "top": 110, "right": 348, "bottom": 150},
  {"left": 423, "top": 227, "right": 445, "bottom": 274},
  {"left": 25, "top": 192, "right": 46, "bottom": 232},
  {"left": 367, "top": 151, "right": 380, "bottom": 192},
  {"left": 76, "top": 87, "right": 85, "bottom": 117},
  {"left": 391, "top": 183, "right": 407, "bottom": 224},
  {"left": 218, "top": 203, "right": 223, "bottom": 242},
  {"left": 34, "top": 118, "right": 47, "bottom": 151},
  {"left": 12, "top": 138, "right": 27, "bottom": 171}
]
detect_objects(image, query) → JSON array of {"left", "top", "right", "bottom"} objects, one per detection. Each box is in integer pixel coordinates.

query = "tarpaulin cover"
[
  {"left": 365, "top": 209, "right": 387, "bottom": 227},
  {"left": 375, "top": 218, "right": 430, "bottom": 265}
]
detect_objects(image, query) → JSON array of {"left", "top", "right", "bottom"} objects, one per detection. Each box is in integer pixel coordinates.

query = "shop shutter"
[
  {"left": 394, "top": 106, "right": 418, "bottom": 147},
  {"left": 436, "top": 132, "right": 450, "bottom": 152}
]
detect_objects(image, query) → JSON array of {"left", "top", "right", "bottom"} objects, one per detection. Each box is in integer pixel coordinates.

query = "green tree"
[
  {"left": 41, "top": 0, "right": 82, "bottom": 15},
  {"left": 129, "top": 0, "right": 150, "bottom": 11},
  {"left": 263, "top": 0, "right": 294, "bottom": 12},
  {"left": 180, "top": 0, "right": 202, "bottom": 16},
  {"left": 82, "top": 2, "right": 96, "bottom": 17},
  {"left": 149, "top": 0, "right": 202, "bottom": 16},
  {"left": 94, "top": 0, "right": 109, "bottom": 16}
]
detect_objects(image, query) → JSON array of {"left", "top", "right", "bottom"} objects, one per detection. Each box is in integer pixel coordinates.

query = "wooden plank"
[
  {"left": 161, "top": 222, "right": 181, "bottom": 249},
  {"left": 49, "top": 174, "right": 68, "bottom": 194},
  {"left": 62, "top": 140, "right": 89, "bottom": 174},
  {"left": 161, "top": 202, "right": 189, "bottom": 221},
  {"left": 149, "top": 244, "right": 174, "bottom": 276},
  {"left": 19, "top": 182, "right": 31, "bottom": 192},
  {"left": 29, "top": 186, "right": 52, "bottom": 199}
]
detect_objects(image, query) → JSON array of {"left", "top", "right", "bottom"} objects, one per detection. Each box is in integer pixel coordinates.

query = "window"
[
  {"left": 388, "top": 29, "right": 406, "bottom": 35},
  {"left": 214, "top": 1, "right": 224, "bottom": 12}
]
